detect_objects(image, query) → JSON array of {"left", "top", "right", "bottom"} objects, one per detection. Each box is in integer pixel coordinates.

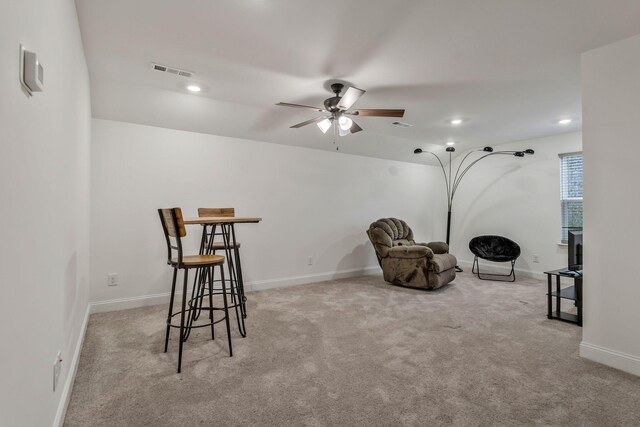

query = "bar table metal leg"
[
  {"left": 221, "top": 223, "right": 247, "bottom": 337},
  {"left": 229, "top": 224, "right": 247, "bottom": 319}
]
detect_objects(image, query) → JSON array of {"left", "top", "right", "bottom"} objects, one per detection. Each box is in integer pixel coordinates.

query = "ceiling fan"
[{"left": 276, "top": 83, "right": 405, "bottom": 140}]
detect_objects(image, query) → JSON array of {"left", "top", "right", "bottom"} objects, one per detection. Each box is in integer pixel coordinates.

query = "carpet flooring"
[{"left": 64, "top": 272, "right": 640, "bottom": 426}]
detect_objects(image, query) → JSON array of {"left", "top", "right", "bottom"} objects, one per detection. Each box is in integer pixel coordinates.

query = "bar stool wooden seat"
[{"left": 158, "top": 207, "right": 233, "bottom": 373}]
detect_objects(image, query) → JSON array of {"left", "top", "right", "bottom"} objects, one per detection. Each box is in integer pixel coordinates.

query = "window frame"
[{"left": 559, "top": 151, "right": 583, "bottom": 244}]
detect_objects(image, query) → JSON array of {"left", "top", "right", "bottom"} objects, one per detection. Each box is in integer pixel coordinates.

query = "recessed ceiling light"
[
  {"left": 448, "top": 118, "right": 464, "bottom": 126},
  {"left": 557, "top": 118, "right": 572, "bottom": 125},
  {"left": 446, "top": 141, "right": 456, "bottom": 146},
  {"left": 186, "top": 85, "right": 201, "bottom": 93}
]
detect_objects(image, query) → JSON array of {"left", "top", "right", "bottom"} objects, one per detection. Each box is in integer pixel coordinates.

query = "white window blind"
[{"left": 559, "top": 152, "right": 583, "bottom": 243}]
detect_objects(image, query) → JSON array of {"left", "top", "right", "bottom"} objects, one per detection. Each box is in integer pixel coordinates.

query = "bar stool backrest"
[
  {"left": 198, "top": 208, "right": 234, "bottom": 247},
  {"left": 198, "top": 207, "right": 235, "bottom": 217},
  {"left": 158, "top": 208, "right": 186, "bottom": 266}
]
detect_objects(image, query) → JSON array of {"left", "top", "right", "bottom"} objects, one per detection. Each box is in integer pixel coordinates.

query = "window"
[{"left": 559, "top": 152, "right": 583, "bottom": 243}]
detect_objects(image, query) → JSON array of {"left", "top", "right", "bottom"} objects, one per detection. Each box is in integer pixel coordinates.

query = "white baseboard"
[
  {"left": 89, "top": 266, "right": 381, "bottom": 313},
  {"left": 246, "top": 266, "right": 380, "bottom": 292},
  {"left": 580, "top": 341, "right": 640, "bottom": 377},
  {"left": 90, "top": 292, "right": 176, "bottom": 314},
  {"left": 53, "top": 304, "right": 91, "bottom": 427}
]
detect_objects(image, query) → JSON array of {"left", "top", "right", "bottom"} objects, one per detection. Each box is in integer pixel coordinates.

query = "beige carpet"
[{"left": 65, "top": 273, "right": 640, "bottom": 426}]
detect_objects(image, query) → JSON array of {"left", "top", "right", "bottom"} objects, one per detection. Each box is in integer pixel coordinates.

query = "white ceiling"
[{"left": 76, "top": 0, "right": 640, "bottom": 164}]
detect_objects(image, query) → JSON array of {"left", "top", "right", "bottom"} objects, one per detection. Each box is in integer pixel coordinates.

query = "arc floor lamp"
[{"left": 414, "top": 146, "right": 535, "bottom": 271}]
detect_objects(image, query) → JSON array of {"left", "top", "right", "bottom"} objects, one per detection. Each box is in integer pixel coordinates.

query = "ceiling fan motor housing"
[
  {"left": 324, "top": 97, "right": 341, "bottom": 113},
  {"left": 324, "top": 83, "right": 345, "bottom": 113}
]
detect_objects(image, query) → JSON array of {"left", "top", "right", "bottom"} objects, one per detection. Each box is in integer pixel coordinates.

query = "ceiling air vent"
[
  {"left": 151, "top": 63, "right": 194, "bottom": 78},
  {"left": 392, "top": 121, "right": 413, "bottom": 128}
]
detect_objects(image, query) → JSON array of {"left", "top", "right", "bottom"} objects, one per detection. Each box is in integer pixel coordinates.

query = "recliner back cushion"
[
  {"left": 373, "top": 218, "right": 414, "bottom": 240},
  {"left": 368, "top": 218, "right": 415, "bottom": 258}
]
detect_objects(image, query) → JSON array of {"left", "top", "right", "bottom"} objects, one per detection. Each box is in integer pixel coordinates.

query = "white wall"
[
  {"left": 0, "top": 1, "right": 91, "bottom": 426},
  {"left": 90, "top": 119, "right": 444, "bottom": 306},
  {"left": 580, "top": 34, "right": 640, "bottom": 376},
  {"left": 449, "top": 132, "right": 582, "bottom": 277}
]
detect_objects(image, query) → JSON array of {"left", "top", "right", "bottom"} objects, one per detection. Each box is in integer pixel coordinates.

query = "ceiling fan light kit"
[
  {"left": 317, "top": 118, "right": 332, "bottom": 134},
  {"left": 276, "top": 82, "right": 405, "bottom": 150},
  {"left": 338, "top": 115, "right": 353, "bottom": 131}
]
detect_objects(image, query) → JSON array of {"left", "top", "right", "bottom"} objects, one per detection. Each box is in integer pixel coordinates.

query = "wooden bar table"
[{"left": 184, "top": 216, "right": 261, "bottom": 337}]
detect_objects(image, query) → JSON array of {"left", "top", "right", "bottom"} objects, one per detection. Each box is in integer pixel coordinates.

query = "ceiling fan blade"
[
  {"left": 337, "top": 87, "right": 366, "bottom": 110},
  {"left": 350, "top": 109, "right": 405, "bottom": 117},
  {"left": 276, "top": 102, "right": 327, "bottom": 113},
  {"left": 290, "top": 116, "right": 328, "bottom": 128},
  {"left": 350, "top": 120, "right": 363, "bottom": 134}
]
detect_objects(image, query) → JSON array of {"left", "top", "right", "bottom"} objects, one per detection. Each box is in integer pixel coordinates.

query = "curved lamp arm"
[
  {"left": 414, "top": 146, "right": 535, "bottom": 209},
  {"left": 414, "top": 148, "right": 452, "bottom": 209}
]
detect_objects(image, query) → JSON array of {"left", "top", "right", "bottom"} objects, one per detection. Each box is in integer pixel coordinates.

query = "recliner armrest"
[
  {"left": 388, "top": 245, "right": 434, "bottom": 259},
  {"left": 415, "top": 241, "right": 449, "bottom": 254}
]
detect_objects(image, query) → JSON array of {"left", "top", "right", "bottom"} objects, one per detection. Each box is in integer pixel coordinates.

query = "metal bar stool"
[
  {"left": 193, "top": 207, "right": 247, "bottom": 337},
  {"left": 158, "top": 208, "right": 233, "bottom": 373}
]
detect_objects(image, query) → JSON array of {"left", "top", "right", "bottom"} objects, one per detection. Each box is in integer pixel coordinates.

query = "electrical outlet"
[
  {"left": 53, "top": 351, "right": 62, "bottom": 392},
  {"left": 107, "top": 273, "right": 118, "bottom": 286},
  {"left": 307, "top": 256, "right": 313, "bottom": 266},
  {"left": 532, "top": 254, "right": 540, "bottom": 263}
]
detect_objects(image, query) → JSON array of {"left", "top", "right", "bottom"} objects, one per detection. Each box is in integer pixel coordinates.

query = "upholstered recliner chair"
[{"left": 367, "top": 218, "right": 457, "bottom": 289}]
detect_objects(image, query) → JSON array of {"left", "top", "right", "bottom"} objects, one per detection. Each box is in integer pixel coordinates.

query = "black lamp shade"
[
  {"left": 514, "top": 151, "right": 525, "bottom": 157},
  {"left": 524, "top": 149, "right": 535, "bottom": 154},
  {"left": 483, "top": 147, "right": 494, "bottom": 152},
  {"left": 413, "top": 148, "right": 423, "bottom": 154},
  {"left": 446, "top": 147, "right": 456, "bottom": 152}
]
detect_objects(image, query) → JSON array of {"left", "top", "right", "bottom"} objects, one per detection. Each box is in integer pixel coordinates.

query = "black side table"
[{"left": 544, "top": 269, "right": 582, "bottom": 326}]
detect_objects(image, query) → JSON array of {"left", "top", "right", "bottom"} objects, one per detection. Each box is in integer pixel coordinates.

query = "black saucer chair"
[{"left": 469, "top": 235, "right": 521, "bottom": 282}]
